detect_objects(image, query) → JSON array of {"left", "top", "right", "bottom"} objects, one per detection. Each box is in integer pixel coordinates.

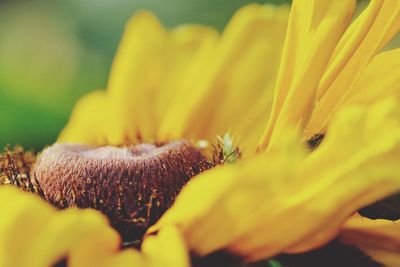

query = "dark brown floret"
[
  {"left": 33, "top": 141, "right": 212, "bottom": 241},
  {"left": 0, "top": 146, "right": 44, "bottom": 197}
]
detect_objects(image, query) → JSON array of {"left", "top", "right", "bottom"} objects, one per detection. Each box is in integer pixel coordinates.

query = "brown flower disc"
[{"left": 33, "top": 141, "right": 212, "bottom": 241}]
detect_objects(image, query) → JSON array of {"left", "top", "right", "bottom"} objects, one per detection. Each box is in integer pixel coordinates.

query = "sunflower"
[{"left": 1, "top": 1, "right": 400, "bottom": 267}]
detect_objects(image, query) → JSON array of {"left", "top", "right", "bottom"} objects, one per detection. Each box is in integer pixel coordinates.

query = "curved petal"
[
  {"left": 142, "top": 226, "right": 191, "bottom": 267},
  {"left": 259, "top": 0, "right": 356, "bottom": 150},
  {"left": 150, "top": 98, "right": 400, "bottom": 261},
  {"left": 282, "top": 97, "right": 400, "bottom": 255},
  {"left": 160, "top": 4, "right": 289, "bottom": 153},
  {"left": 0, "top": 186, "right": 132, "bottom": 267},
  {"left": 108, "top": 11, "right": 220, "bottom": 143},
  {"left": 97, "top": 251, "right": 144, "bottom": 267},
  {"left": 148, "top": 127, "right": 307, "bottom": 258},
  {"left": 337, "top": 48, "right": 400, "bottom": 111},
  {"left": 0, "top": 186, "right": 191, "bottom": 267},
  {"left": 305, "top": 0, "right": 400, "bottom": 139},
  {"left": 106, "top": 11, "right": 168, "bottom": 143},
  {"left": 235, "top": 99, "right": 400, "bottom": 260},
  {"left": 98, "top": 225, "right": 191, "bottom": 267},
  {"left": 60, "top": 11, "right": 219, "bottom": 145},
  {"left": 340, "top": 214, "right": 400, "bottom": 267}
]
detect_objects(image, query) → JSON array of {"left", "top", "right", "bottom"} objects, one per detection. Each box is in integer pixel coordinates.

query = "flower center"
[{"left": 33, "top": 141, "right": 212, "bottom": 241}]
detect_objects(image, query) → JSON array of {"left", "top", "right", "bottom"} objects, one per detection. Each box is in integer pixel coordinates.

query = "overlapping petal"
[
  {"left": 0, "top": 186, "right": 191, "bottom": 267},
  {"left": 107, "top": 11, "right": 219, "bottom": 143},
  {"left": 59, "top": 11, "right": 219, "bottom": 145},
  {"left": 142, "top": 226, "right": 190, "bottom": 267},
  {"left": 150, "top": 98, "right": 400, "bottom": 261},
  {"left": 259, "top": 0, "right": 356, "bottom": 150},
  {"left": 305, "top": 0, "right": 400, "bottom": 139},
  {"left": 335, "top": 48, "right": 400, "bottom": 110},
  {"left": 340, "top": 214, "right": 400, "bottom": 267},
  {"left": 284, "top": 97, "right": 400, "bottom": 255},
  {"left": 160, "top": 4, "right": 289, "bottom": 153},
  {"left": 59, "top": 5, "right": 289, "bottom": 154},
  {"left": 259, "top": 0, "right": 400, "bottom": 149},
  {"left": 0, "top": 186, "right": 122, "bottom": 267}
]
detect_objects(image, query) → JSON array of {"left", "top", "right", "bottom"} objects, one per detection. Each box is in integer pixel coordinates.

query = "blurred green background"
[{"left": 0, "top": 0, "right": 291, "bottom": 151}]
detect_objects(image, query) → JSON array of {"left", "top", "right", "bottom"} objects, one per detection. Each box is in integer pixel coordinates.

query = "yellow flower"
[{"left": 2, "top": 1, "right": 400, "bottom": 267}]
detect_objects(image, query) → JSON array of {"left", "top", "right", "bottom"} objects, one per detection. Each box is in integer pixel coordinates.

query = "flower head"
[{"left": 2, "top": 1, "right": 400, "bottom": 267}]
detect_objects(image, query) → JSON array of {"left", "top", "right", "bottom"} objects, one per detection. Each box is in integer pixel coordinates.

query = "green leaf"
[{"left": 267, "top": 260, "right": 283, "bottom": 267}]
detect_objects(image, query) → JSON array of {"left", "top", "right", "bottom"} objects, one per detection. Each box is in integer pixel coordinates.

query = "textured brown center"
[{"left": 33, "top": 141, "right": 212, "bottom": 241}]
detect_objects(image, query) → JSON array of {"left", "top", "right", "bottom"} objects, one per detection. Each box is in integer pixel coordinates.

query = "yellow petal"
[
  {"left": 259, "top": 0, "right": 356, "bottom": 150},
  {"left": 160, "top": 4, "right": 289, "bottom": 153},
  {"left": 105, "top": 11, "right": 167, "bottom": 143},
  {"left": 340, "top": 214, "right": 400, "bottom": 267},
  {"left": 0, "top": 186, "right": 54, "bottom": 267},
  {"left": 148, "top": 129, "right": 308, "bottom": 258},
  {"left": 142, "top": 226, "right": 190, "bottom": 267},
  {"left": 98, "top": 250, "right": 146, "bottom": 267},
  {"left": 58, "top": 90, "right": 108, "bottom": 145},
  {"left": 316, "top": 0, "right": 387, "bottom": 100},
  {"left": 281, "top": 97, "right": 400, "bottom": 255},
  {"left": 107, "top": 11, "right": 219, "bottom": 144},
  {"left": 154, "top": 25, "right": 219, "bottom": 129},
  {"left": 240, "top": 99, "right": 400, "bottom": 260},
  {"left": 340, "top": 48, "right": 400, "bottom": 109},
  {"left": 61, "top": 11, "right": 219, "bottom": 145},
  {"left": 150, "top": 98, "right": 400, "bottom": 261},
  {"left": 305, "top": 0, "right": 400, "bottom": 139},
  {"left": 0, "top": 186, "right": 145, "bottom": 267}
]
